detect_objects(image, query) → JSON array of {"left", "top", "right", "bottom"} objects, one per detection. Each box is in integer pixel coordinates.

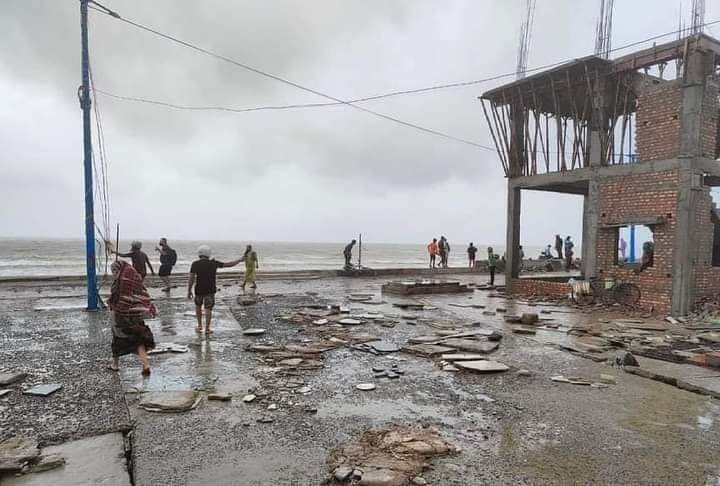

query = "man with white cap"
[{"left": 187, "top": 245, "right": 242, "bottom": 335}]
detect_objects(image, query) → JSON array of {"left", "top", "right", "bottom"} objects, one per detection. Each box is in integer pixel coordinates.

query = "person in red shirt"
[{"left": 427, "top": 238, "right": 439, "bottom": 269}]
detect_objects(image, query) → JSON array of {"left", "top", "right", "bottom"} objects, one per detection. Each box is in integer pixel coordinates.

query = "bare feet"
[
  {"left": 195, "top": 327, "right": 203, "bottom": 334},
  {"left": 141, "top": 367, "right": 151, "bottom": 376}
]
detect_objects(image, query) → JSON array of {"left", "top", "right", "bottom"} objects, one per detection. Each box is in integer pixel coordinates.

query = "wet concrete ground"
[{"left": 1, "top": 273, "right": 719, "bottom": 485}]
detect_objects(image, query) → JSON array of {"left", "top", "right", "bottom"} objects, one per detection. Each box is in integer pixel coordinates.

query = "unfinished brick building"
[{"left": 480, "top": 34, "right": 720, "bottom": 315}]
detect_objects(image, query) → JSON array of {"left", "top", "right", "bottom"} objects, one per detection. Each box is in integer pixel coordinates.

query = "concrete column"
[
  {"left": 581, "top": 178, "right": 600, "bottom": 278},
  {"left": 671, "top": 167, "right": 698, "bottom": 315},
  {"left": 680, "top": 50, "right": 713, "bottom": 157},
  {"left": 588, "top": 131, "right": 603, "bottom": 167},
  {"left": 505, "top": 183, "right": 521, "bottom": 291}
]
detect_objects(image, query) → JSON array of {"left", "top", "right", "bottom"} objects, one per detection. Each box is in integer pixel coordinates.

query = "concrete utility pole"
[{"left": 80, "top": 0, "right": 98, "bottom": 310}]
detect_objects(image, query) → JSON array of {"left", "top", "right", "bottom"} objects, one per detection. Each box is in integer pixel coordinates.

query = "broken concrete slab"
[
  {"left": 512, "top": 326, "right": 537, "bottom": 335},
  {"left": 207, "top": 393, "right": 232, "bottom": 401},
  {"left": 23, "top": 384, "right": 62, "bottom": 397},
  {"left": 440, "top": 353, "right": 488, "bottom": 361},
  {"left": 521, "top": 313, "right": 539, "bottom": 325},
  {"left": 407, "top": 335, "right": 443, "bottom": 344},
  {"left": 0, "top": 437, "right": 40, "bottom": 472},
  {"left": 402, "top": 344, "right": 457, "bottom": 357},
  {"left": 147, "top": 343, "right": 190, "bottom": 354},
  {"left": 242, "top": 328, "right": 266, "bottom": 336},
  {"left": 439, "top": 339, "right": 499, "bottom": 354},
  {"left": 369, "top": 341, "right": 400, "bottom": 353},
  {"left": 139, "top": 391, "right": 200, "bottom": 412},
  {"left": 340, "top": 318, "right": 363, "bottom": 326},
  {"left": 454, "top": 360, "right": 509, "bottom": 373},
  {"left": 28, "top": 453, "right": 65, "bottom": 473},
  {"left": 0, "top": 372, "right": 27, "bottom": 386},
  {"left": 3, "top": 433, "right": 130, "bottom": 486}
]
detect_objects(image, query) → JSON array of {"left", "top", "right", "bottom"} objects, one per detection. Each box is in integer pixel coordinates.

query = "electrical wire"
[{"left": 88, "top": 0, "right": 720, "bottom": 113}]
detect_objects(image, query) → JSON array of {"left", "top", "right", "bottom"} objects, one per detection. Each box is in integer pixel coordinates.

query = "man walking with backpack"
[{"left": 156, "top": 238, "right": 177, "bottom": 292}]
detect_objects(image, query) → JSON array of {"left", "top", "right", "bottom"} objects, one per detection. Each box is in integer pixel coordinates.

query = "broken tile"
[
  {"left": 454, "top": 360, "right": 509, "bottom": 373},
  {"left": 23, "top": 384, "right": 62, "bottom": 397}
]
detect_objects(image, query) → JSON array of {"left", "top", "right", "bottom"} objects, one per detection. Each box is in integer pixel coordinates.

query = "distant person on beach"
[
  {"left": 427, "top": 238, "right": 439, "bottom": 269},
  {"left": 564, "top": 236, "right": 575, "bottom": 270},
  {"left": 439, "top": 236, "right": 450, "bottom": 268},
  {"left": 187, "top": 245, "right": 242, "bottom": 335},
  {"left": 108, "top": 260, "right": 156, "bottom": 376},
  {"left": 343, "top": 240, "right": 356, "bottom": 270},
  {"left": 155, "top": 238, "right": 177, "bottom": 292},
  {"left": 487, "top": 247, "right": 499, "bottom": 286},
  {"left": 467, "top": 243, "right": 477, "bottom": 268},
  {"left": 241, "top": 245, "right": 259, "bottom": 293},
  {"left": 555, "top": 234, "right": 563, "bottom": 259},
  {"left": 541, "top": 245, "right": 553, "bottom": 259},
  {"left": 115, "top": 241, "right": 154, "bottom": 279}
]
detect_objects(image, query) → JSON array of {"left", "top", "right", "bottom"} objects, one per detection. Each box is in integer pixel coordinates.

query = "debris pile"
[
  {"left": 382, "top": 280, "right": 473, "bottom": 296},
  {"left": 327, "top": 424, "right": 458, "bottom": 485}
]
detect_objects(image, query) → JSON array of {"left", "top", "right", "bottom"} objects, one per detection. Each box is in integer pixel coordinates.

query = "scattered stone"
[
  {"left": 312, "top": 319, "right": 329, "bottom": 325},
  {"left": 242, "top": 328, "right": 266, "bottom": 336},
  {"left": 267, "top": 403, "right": 278, "bottom": 410},
  {"left": 496, "top": 307, "right": 506, "bottom": 313},
  {"left": 482, "top": 311, "right": 496, "bottom": 316},
  {"left": 298, "top": 386, "right": 311, "bottom": 394},
  {"left": 257, "top": 417, "right": 274, "bottom": 423},
  {"left": 139, "top": 391, "right": 200, "bottom": 412},
  {"left": 551, "top": 375, "right": 570, "bottom": 383},
  {"left": 207, "top": 393, "right": 232, "bottom": 401},
  {"left": 599, "top": 374, "right": 616, "bottom": 385},
  {"left": 517, "top": 369, "right": 532, "bottom": 377},
  {"left": 278, "top": 358, "right": 303, "bottom": 367},
  {"left": 340, "top": 318, "right": 363, "bottom": 326},
  {"left": 239, "top": 297, "right": 258, "bottom": 306},
  {"left": 358, "top": 468, "right": 406, "bottom": 485},
  {"left": 23, "top": 384, "right": 62, "bottom": 397},
  {"left": 616, "top": 352, "right": 639, "bottom": 367},
  {"left": 488, "top": 330, "right": 504, "bottom": 342},
  {"left": 440, "top": 339, "right": 498, "bottom": 354},
  {"left": 242, "top": 394, "right": 256, "bottom": 403},
  {"left": 591, "top": 383, "right": 609, "bottom": 388},
  {"left": 0, "top": 372, "right": 27, "bottom": 386},
  {"left": 454, "top": 360, "right": 509, "bottom": 373},
  {"left": 504, "top": 315, "right": 522, "bottom": 323},
  {"left": 353, "top": 469, "right": 364, "bottom": 479},
  {"left": 443, "top": 364, "right": 460, "bottom": 372},
  {"left": 665, "top": 316, "right": 680, "bottom": 325},
  {"left": 374, "top": 372, "right": 388, "bottom": 378},
  {"left": 386, "top": 372, "right": 399, "bottom": 379},
  {"left": 334, "top": 466, "right": 354, "bottom": 481},
  {"left": 29, "top": 453, "right": 65, "bottom": 473},
  {"left": 0, "top": 437, "right": 40, "bottom": 472},
  {"left": 440, "top": 353, "right": 487, "bottom": 361},
  {"left": 370, "top": 341, "right": 400, "bottom": 353},
  {"left": 412, "top": 477, "right": 428, "bottom": 486},
  {"left": 148, "top": 343, "right": 190, "bottom": 354},
  {"left": 512, "top": 326, "right": 537, "bottom": 335},
  {"left": 402, "top": 344, "right": 457, "bottom": 357},
  {"left": 372, "top": 366, "right": 385, "bottom": 373},
  {"left": 521, "top": 313, "right": 539, "bottom": 325},
  {"left": 356, "top": 383, "right": 376, "bottom": 391},
  {"left": 0, "top": 390, "right": 11, "bottom": 398}
]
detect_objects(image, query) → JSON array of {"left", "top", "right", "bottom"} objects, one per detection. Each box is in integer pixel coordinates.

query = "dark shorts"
[
  {"left": 194, "top": 293, "right": 216, "bottom": 310},
  {"left": 158, "top": 264, "right": 173, "bottom": 277}
]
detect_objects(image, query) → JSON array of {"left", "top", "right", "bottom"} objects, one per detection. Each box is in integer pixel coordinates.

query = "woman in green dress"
[{"left": 241, "top": 245, "right": 259, "bottom": 293}]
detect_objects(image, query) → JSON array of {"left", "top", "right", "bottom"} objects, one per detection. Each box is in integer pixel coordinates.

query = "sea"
[{"left": 0, "top": 238, "right": 545, "bottom": 278}]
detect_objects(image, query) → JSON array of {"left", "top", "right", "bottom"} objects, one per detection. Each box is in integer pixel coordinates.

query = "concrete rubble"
[{"left": 327, "top": 424, "right": 457, "bottom": 485}]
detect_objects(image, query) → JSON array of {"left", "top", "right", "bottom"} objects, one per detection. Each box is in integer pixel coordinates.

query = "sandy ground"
[{"left": 1, "top": 272, "right": 719, "bottom": 485}]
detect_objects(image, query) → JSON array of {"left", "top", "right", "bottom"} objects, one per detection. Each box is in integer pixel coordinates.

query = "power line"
[
  {"left": 90, "top": 0, "right": 720, "bottom": 111},
  {"left": 87, "top": 1, "right": 492, "bottom": 150}
]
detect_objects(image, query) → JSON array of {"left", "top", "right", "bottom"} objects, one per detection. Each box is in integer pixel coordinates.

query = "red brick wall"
[
  {"left": 595, "top": 170, "right": 679, "bottom": 313},
  {"left": 693, "top": 187, "right": 720, "bottom": 299},
  {"left": 511, "top": 278, "right": 569, "bottom": 299},
  {"left": 636, "top": 81, "right": 682, "bottom": 162}
]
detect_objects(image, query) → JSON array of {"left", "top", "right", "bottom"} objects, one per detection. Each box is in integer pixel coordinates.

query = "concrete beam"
[
  {"left": 671, "top": 167, "right": 697, "bottom": 315},
  {"left": 581, "top": 178, "right": 600, "bottom": 278},
  {"left": 505, "top": 184, "right": 522, "bottom": 291}
]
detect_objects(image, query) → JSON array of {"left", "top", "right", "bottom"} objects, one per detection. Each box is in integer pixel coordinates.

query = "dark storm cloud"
[{"left": 0, "top": 0, "right": 713, "bottom": 242}]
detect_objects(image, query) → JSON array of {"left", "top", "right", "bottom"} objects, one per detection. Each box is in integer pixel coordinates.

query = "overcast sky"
[{"left": 1, "top": 0, "right": 718, "bottom": 246}]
